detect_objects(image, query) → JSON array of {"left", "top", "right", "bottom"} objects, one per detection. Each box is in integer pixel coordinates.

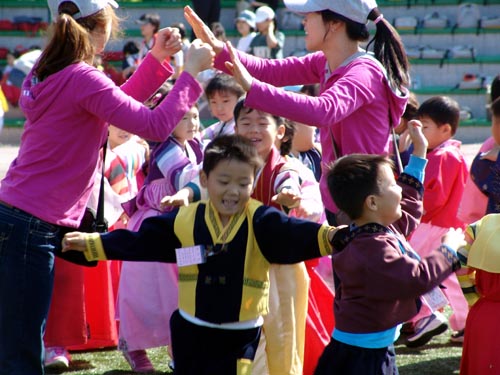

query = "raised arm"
[
  {"left": 393, "top": 120, "right": 428, "bottom": 236},
  {"left": 62, "top": 213, "right": 181, "bottom": 263},
  {"left": 77, "top": 40, "right": 214, "bottom": 143},
  {"left": 121, "top": 27, "right": 182, "bottom": 100}
]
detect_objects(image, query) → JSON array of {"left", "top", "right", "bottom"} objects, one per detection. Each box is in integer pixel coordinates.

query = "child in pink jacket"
[{"left": 407, "top": 96, "right": 469, "bottom": 347}]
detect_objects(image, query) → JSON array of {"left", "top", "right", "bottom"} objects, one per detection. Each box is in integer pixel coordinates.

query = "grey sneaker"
[
  {"left": 405, "top": 311, "right": 448, "bottom": 348},
  {"left": 44, "top": 347, "right": 71, "bottom": 369}
]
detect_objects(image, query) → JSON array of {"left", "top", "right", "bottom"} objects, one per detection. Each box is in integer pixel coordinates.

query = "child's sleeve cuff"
[
  {"left": 319, "top": 225, "right": 335, "bottom": 256},
  {"left": 84, "top": 233, "right": 107, "bottom": 261},
  {"left": 438, "top": 244, "right": 461, "bottom": 272},
  {"left": 403, "top": 155, "right": 427, "bottom": 184}
]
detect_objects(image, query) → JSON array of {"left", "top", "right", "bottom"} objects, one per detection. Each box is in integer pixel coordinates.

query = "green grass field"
[{"left": 49, "top": 307, "right": 463, "bottom": 375}]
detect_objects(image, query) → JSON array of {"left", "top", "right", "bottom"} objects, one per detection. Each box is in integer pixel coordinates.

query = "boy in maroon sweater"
[{"left": 315, "top": 121, "right": 462, "bottom": 375}]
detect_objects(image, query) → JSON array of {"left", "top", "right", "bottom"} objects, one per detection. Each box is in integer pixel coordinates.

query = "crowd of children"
[{"left": 2, "top": 0, "right": 500, "bottom": 374}]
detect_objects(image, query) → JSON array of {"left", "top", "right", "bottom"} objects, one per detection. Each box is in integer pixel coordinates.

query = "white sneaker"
[
  {"left": 405, "top": 311, "right": 448, "bottom": 348},
  {"left": 44, "top": 346, "right": 71, "bottom": 369}
]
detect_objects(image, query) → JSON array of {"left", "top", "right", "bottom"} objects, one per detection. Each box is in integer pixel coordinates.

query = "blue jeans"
[{"left": 0, "top": 202, "right": 58, "bottom": 374}]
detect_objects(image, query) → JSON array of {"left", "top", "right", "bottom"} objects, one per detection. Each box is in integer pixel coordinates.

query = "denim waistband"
[
  {"left": 0, "top": 200, "right": 14, "bottom": 209},
  {"left": 0, "top": 200, "right": 58, "bottom": 231}
]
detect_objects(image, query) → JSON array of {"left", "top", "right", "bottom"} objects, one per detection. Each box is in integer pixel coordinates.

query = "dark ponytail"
[{"left": 366, "top": 8, "right": 410, "bottom": 93}]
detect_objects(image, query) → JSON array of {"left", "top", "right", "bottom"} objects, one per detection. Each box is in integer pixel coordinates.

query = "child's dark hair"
[
  {"left": 280, "top": 119, "right": 296, "bottom": 156},
  {"left": 170, "top": 22, "right": 186, "bottom": 39},
  {"left": 205, "top": 73, "right": 245, "bottom": 100},
  {"left": 300, "top": 84, "right": 319, "bottom": 97},
  {"left": 491, "top": 74, "right": 500, "bottom": 103},
  {"left": 327, "top": 154, "right": 394, "bottom": 220},
  {"left": 211, "top": 22, "right": 227, "bottom": 42},
  {"left": 123, "top": 40, "right": 139, "bottom": 55},
  {"left": 321, "top": 8, "right": 409, "bottom": 93},
  {"left": 138, "top": 13, "right": 160, "bottom": 33},
  {"left": 417, "top": 96, "right": 460, "bottom": 135},
  {"left": 402, "top": 92, "right": 419, "bottom": 121},
  {"left": 233, "top": 97, "right": 282, "bottom": 127},
  {"left": 203, "top": 134, "right": 263, "bottom": 176},
  {"left": 491, "top": 97, "right": 500, "bottom": 118}
]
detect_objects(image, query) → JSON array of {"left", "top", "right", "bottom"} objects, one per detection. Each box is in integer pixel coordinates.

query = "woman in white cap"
[
  {"left": 0, "top": 0, "right": 214, "bottom": 373},
  {"left": 185, "top": 1, "right": 409, "bottom": 374},
  {"left": 185, "top": 0, "right": 409, "bottom": 225}
]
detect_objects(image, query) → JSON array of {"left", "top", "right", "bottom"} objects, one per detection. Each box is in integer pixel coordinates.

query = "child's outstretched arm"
[
  {"left": 271, "top": 187, "right": 301, "bottom": 209},
  {"left": 160, "top": 187, "right": 193, "bottom": 210},
  {"left": 253, "top": 204, "right": 346, "bottom": 263},
  {"left": 62, "top": 214, "right": 180, "bottom": 263},
  {"left": 160, "top": 176, "right": 208, "bottom": 211},
  {"left": 62, "top": 232, "right": 87, "bottom": 252}
]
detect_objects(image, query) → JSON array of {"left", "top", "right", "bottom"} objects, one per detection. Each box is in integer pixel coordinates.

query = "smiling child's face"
[
  {"left": 200, "top": 159, "right": 255, "bottom": 225},
  {"left": 235, "top": 107, "right": 284, "bottom": 160},
  {"left": 372, "top": 164, "right": 403, "bottom": 226}
]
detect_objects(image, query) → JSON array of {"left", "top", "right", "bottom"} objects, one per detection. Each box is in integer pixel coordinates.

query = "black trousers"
[
  {"left": 314, "top": 338, "right": 399, "bottom": 375},
  {"left": 170, "top": 310, "right": 261, "bottom": 375}
]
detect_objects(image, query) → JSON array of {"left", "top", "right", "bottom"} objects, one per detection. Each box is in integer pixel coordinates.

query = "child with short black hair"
[
  {"left": 233, "top": 99, "right": 325, "bottom": 375},
  {"left": 62, "top": 134, "right": 340, "bottom": 375},
  {"left": 316, "top": 121, "right": 461, "bottom": 375},
  {"left": 161, "top": 100, "right": 325, "bottom": 374},
  {"left": 121, "top": 40, "right": 140, "bottom": 79},
  {"left": 201, "top": 73, "right": 245, "bottom": 142},
  {"left": 406, "top": 96, "right": 469, "bottom": 347},
  {"left": 276, "top": 112, "right": 335, "bottom": 375}
]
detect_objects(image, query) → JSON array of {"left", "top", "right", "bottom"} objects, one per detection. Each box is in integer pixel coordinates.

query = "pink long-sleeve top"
[
  {"left": 421, "top": 139, "right": 469, "bottom": 229},
  {"left": 215, "top": 48, "right": 408, "bottom": 212},
  {"left": 0, "top": 53, "right": 203, "bottom": 227}
]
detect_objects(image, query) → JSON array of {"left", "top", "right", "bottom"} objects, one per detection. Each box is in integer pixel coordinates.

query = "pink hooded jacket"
[
  {"left": 0, "top": 54, "right": 202, "bottom": 227},
  {"left": 215, "top": 48, "right": 408, "bottom": 212}
]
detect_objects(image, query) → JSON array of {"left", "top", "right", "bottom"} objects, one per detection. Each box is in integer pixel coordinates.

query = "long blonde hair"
[{"left": 35, "top": 2, "right": 121, "bottom": 81}]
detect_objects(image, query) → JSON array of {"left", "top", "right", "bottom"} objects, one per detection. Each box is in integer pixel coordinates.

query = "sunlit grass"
[{"left": 50, "top": 308, "right": 463, "bottom": 375}]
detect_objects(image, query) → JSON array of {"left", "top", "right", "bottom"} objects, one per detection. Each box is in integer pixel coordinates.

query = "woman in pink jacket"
[
  {"left": 185, "top": 0, "right": 410, "bottom": 225},
  {"left": 0, "top": 0, "right": 214, "bottom": 373}
]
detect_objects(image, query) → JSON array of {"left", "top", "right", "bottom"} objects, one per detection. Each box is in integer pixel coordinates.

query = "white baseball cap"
[
  {"left": 283, "top": 0, "right": 377, "bottom": 24},
  {"left": 236, "top": 10, "right": 256, "bottom": 29},
  {"left": 255, "top": 6, "right": 275, "bottom": 23},
  {"left": 48, "top": 0, "right": 118, "bottom": 20}
]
